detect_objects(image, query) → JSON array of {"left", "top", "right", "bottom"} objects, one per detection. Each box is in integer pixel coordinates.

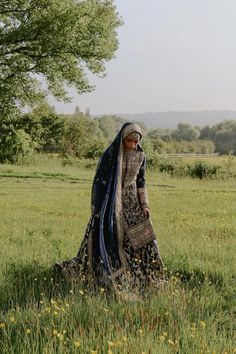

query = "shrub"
[
  {"left": 0, "top": 128, "right": 36, "bottom": 164},
  {"left": 188, "top": 161, "right": 221, "bottom": 179}
]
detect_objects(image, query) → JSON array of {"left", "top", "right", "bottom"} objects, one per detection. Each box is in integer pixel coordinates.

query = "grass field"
[{"left": 0, "top": 156, "right": 235, "bottom": 353}]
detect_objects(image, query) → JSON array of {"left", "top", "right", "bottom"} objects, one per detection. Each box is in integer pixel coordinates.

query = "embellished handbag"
[{"left": 126, "top": 218, "right": 156, "bottom": 251}]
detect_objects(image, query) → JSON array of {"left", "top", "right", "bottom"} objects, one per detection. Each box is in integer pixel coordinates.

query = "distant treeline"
[{"left": 0, "top": 103, "right": 236, "bottom": 164}]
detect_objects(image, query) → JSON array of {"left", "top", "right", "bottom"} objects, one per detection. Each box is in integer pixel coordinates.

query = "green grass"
[{"left": 0, "top": 157, "right": 235, "bottom": 353}]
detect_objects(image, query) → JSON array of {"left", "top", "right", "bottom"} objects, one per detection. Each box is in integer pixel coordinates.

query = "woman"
[{"left": 56, "top": 122, "right": 164, "bottom": 293}]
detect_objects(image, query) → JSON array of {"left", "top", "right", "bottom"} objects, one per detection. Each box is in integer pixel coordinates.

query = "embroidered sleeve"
[{"left": 137, "top": 155, "right": 149, "bottom": 209}]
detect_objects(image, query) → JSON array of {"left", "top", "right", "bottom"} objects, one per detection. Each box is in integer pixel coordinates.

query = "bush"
[
  {"left": 146, "top": 154, "right": 225, "bottom": 179},
  {"left": 0, "top": 128, "right": 36, "bottom": 164},
  {"left": 188, "top": 161, "right": 221, "bottom": 179},
  {"left": 147, "top": 155, "right": 188, "bottom": 177}
]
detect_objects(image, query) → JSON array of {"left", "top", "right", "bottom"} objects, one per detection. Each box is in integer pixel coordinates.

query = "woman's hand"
[{"left": 143, "top": 207, "right": 150, "bottom": 218}]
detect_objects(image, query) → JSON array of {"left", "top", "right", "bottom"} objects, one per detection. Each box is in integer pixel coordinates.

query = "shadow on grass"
[
  {"left": 1, "top": 260, "right": 234, "bottom": 313},
  {"left": 0, "top": 261, "right": 77, "bottom": 312}
]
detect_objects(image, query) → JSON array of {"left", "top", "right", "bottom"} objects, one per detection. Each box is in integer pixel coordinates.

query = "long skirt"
[{"left": 55, "top": 186, "right": 164, "bottom": 292}]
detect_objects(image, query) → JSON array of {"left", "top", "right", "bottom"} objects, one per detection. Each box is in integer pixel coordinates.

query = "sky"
[{"left": 52, "top": 0, "right": 236, "bottom": 115}]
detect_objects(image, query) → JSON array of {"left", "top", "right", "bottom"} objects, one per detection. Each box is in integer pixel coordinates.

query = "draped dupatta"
[{"left": 89, "top": 122, "right": 142, "bottom": 281}]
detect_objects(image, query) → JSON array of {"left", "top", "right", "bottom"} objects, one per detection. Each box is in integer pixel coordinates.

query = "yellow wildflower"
[
  {"left": 52, "top": 329, "right": 58, "bottom": 336},
  {"left": 200, "top": 321, "right": 206, "bottom": 327},
  {"left": 159, "top": 335, "right": 165, "bottom": 342},
  {"left": 168, "top": 339, "right": 175, "bottom": 346},
  {"left": 0, "top": 323, "right": 6, "bottom": 328},
  {"left": 25, "top": 328, "right": 31, "bottom": 334},
  {"left": 57, "top": 333, "right": 64, "bottom": 341},
  {"left": 74, "top": 341, "right": 81, "bottom": 348}
]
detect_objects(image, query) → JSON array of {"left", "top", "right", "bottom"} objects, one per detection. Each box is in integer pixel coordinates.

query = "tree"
[
  {"left": 0, "top": 0, "right": 121, "bottom": 117},
  {"left": 172, "top": 123, "right": 199, "bottom": 141},
  {"left": 213, "top": 120, "right": 236, "bottom": 154}
]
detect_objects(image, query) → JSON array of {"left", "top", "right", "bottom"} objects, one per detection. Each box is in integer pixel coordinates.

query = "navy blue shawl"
[{"left": 89, "top": 122, "right": 142, "bottom": 277}]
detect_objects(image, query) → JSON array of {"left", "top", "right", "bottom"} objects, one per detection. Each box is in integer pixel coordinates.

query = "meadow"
[{"left": 0, "top": 156, "right": 235, "bottom": 353}]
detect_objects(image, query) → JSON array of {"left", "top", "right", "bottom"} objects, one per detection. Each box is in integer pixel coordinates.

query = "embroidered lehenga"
[{"left": 56, "top": 123, "right": 164, "bottom": 292}]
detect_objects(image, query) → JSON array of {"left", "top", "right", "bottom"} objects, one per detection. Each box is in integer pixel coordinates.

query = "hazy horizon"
[{"left": 51, "top": 0, "right": 236, "bottom": 115}]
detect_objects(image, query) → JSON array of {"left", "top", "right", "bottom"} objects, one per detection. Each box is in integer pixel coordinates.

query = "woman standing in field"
[{"left": 56, "top": 122, "right": 164, "bottom": 293}]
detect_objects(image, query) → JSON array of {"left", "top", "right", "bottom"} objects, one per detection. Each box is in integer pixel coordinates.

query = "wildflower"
[
  {"left": 50, "top": 299, "right": 56, "bottom": 305},
  {"left": 39, "top": 300, "right": 44, "bottom": 304},
  {"left": 100, "top": 288, "right": 105, "bottom": 293},
  {"left": 74, "top": 341, "right": 81, "bottom": 348},
  {"left": 159, "top": 335, "right": 165, "bottom": 342},
  {"left": 200, "top": 321, "right": 206, "bottom": 327},
  {"left": 90, "top": 350, "right": 98, "bottom": 354},
  {"left": 69, "top": 289, "right": 74, "bottom": 294},
  {"left": 26, "top": 328, "right": 31, "bottom": 334},
  {"left": 108, "top": 350, "right": 113, "bottom": 354},
  {"left": 10, "top": 317, "right": 16, "bottom": 323},
  {"left": 122, "top": 336, "right": 127, "bottom": 342},
  {"left": 57, "top": 333, "right": 64, "bottom": 341},
  {"left": 163, "top": 331, "right": 168, "bottom": 337},
  {"left": 108, "top": 341, "right": 115, "bottom": 347},
  {"left": 138, "top": 329, "right": 143, "bottom": 335},
  {"left": 0, "top": 323, "right": 6, "bottom": 328},
  {"left": 52, "top": 329, "right": 58, "bottom": 336},
  {"left": 168, "top": 339, "right": 175, "bottom": 346},
  {"left": 79, "top": 290, "right": 84, "bottom": 295},
  {"left": 65, "top": 303, "right": 70, "bottom": 308}
]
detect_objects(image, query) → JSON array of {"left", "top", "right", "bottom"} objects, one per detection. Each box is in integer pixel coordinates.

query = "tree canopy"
[{"left": 0, "top": 0, "right": 121, "bottom": 117}]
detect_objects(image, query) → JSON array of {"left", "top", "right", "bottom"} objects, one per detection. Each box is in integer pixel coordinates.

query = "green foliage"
[
  {"left": 62, "top": 114, "right": 104, "bottom": 158},
  {"left": 95, "top": 115, "right": 125, "bottom": 141},
  {"left": 0, "top": 0, "right": 121, "bottom": 117},
  {"left": 188, "top": 160, "right": 221, "bottom": 179},
  {"left": 83, "top": 139, "right": 107, "bottom": 159},
  {"left": 147, "top": 155, "right": 226, "bottom": 179},
  {"left": 172, "top": 123, "right": 199, "bottom": 141},
  {"left": 0, "top": 127, "right": 35, "bottom": 164}
]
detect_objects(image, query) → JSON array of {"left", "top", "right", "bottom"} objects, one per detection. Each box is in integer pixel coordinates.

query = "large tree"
[{"left": 0, "top": 0, "right": 121, "bottom": 117}]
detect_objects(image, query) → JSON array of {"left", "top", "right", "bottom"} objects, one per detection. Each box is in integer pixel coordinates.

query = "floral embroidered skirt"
[{"left": 55, "top": 186, "right": 164, "bottom": 292}]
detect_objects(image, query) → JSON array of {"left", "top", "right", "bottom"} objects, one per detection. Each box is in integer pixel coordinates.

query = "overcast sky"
[{"left": 52, "top": 0, "right": 236, "bottom": 115}]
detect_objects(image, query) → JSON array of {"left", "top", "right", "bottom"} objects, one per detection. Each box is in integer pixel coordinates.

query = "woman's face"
[{"left": 123, "top": 134, "right": 139, "bottom": 150}]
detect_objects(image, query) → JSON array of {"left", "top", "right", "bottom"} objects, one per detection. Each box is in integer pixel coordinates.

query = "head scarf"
[
  {"left": 88, "top": 122, "right": 143, "bottom": 282},
  {"left": 122, "top": 123, "right": 142, "bottom": 140}
]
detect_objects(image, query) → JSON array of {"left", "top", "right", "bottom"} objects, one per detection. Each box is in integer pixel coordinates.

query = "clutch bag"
[{"left": 126, "top": 218, "right": 156, "bottom": 251}]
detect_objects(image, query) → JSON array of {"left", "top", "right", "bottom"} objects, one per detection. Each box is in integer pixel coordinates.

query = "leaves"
[{"left": 0, "top": 0, "right": 121, "bottom": 116}]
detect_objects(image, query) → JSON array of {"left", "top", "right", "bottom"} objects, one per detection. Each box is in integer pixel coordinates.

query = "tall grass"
[{"left": 0, "top": 157, "right": 235, "bottom": 353}]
